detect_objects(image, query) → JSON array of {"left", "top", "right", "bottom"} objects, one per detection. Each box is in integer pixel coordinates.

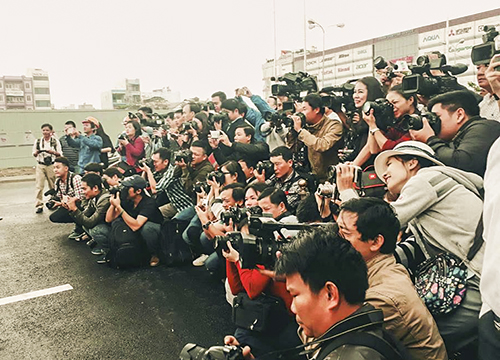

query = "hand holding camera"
[
  {"left": 110, "top": 192, "right": 121, "bottom": 208},
  {"left": 222, "top": 241, "right": 240, "bottom": 263},
  {"left": 486, "top": 54, "right": 500, "bottom": 95},
  {"left": 335, "top": 163, "right": 361, "bottom": 192},
  {"left": 409, "top": 117, "right": 435, "bottom": 143}
]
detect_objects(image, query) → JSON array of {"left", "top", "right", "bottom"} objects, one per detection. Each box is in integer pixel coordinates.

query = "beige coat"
[{"left": 366, "top": 254, "right": 448, "bottom": 360}]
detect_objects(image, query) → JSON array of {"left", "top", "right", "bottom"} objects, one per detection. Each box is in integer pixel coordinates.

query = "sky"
[{"left": 1, "top": 1, "right": 499, "bottom": 109}]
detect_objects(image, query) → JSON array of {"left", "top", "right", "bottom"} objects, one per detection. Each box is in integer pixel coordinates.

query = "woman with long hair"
[{"left": 117, "top": 121, "right": 145, "bottom": 170}]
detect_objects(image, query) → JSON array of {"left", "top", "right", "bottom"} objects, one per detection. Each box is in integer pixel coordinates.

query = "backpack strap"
[
  {"left": 36, "top": 138, "right": 41, "bottom": 151},
  {"left": 316, "top": 332, "right": 404, "bottom": 360}
]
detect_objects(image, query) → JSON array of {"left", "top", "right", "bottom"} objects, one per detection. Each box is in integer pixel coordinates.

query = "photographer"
[
  {"left": 211, "top": 91, "right": 226, "bottom": 113},
  {"left": 290, "top": 93, "right": 343, "bottom": 182},
  {"left": 48, "top": 157, "right": 86, "bottom": 240},
  {"left": 117, "top": 121, "right": 145, "bottom": 170},
  {"left": 342, "top": 77, "right": 385, "bottom": 165},
  {"left": 222, "top": 221, "right": 301, "bottom": 359},
  {"left": 59, "top": 120, "right": 79, "bottom": 173},
  {"left": 237, "top": 86, "right": 273, "bottom": 142},
  {"left": 102, "top": 167, "right": 123, "bottom": 188},
  {"left": 220, "top": 99, "right": 255, "bottom": 142},
  {"left": 257, "top": 188, "right": 298, "bottom": 228},
  {"left": 337, "top": 198, "right": 447, "bottom": 360},
  {"left": 225, "top": 225, "right": 408, "bottom": 360},
  {"left": 477, "top": 56, "right": 500, "bottom": 121},
  {"left": 337, "top": 141, "right": 484, "bottom": 355},
  {"left": 33, "top": 123, "right": 62, "bottom": 214},
  {"left": 141, "top": 148, "right": 193, "bottom": 220},
  {"left": 210, "top": 125, "right": 269, "bottom": 166},
  {"left": 66, "top": 117, "right": 103, "bottom": 174},
  {"left": 238, "top": 157, "right": 258, "bottom": 184},
  {"left": 411, "top": 90, "right": 500, "bottom": 177},
  {"left": 355, "top": 85, "right": 416, "bottom": 167},
  {"left": 105, "top": 175, "right": 163, "bottom": 267},
  {"left": 254, "top": 146, "right": 304, "bottom": 214},
  {"left": 182, "top": 102, "right": 202, "bottom": 123},
  {"left": 66, "top": 173, "right": 111, "bottom": 262}
]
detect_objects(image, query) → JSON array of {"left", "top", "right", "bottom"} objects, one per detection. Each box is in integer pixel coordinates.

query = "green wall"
[{"left": 0, "top": 110, "right": 129, "bottom": 169}]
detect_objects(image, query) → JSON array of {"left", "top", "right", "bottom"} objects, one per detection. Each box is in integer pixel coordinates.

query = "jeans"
[
  {"left": 49, "top": 207, "right": 83, "bottom": 233},
  {"left": 140, "top": 221, "right": 162, "bottom": 256},
  {"left": 85, "top": 223, "right": 111, "bottom": 251},
  {"left": 177, "top": 207, "right": 202, "bottom": 252}
]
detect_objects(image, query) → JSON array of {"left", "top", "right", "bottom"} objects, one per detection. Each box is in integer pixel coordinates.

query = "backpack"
[
  {"left": 36, "top": 137, "right": 57, "bottom": 152},
  {"left": 159, "top": 219, "right": 192, "bottom": 267},
  {"left": 106, "top": 218, "right": 149, "bottom": 269},
  {"left": 354, "top": 165, "right": 387, "bottom": 199}
]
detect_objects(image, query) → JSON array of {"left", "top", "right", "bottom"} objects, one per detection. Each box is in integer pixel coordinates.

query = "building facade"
[
  {"left": 101, "top": 78, "right": 141, "bottom": 110},
  {"left": 26, "top": 68, "right": 52, "bottom": 110},
  {"left": 262, "top": 8, "right": 500, "bottom": 96},
  {"left": 0, "top": 76, "right": 34, "bottom": 110}
]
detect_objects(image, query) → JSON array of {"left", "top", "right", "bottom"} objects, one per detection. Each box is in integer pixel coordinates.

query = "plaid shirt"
[
  {"left": 55, "top": 172, "right": 85, "bottom": 200},
  {"left": 155, "top": 165, "right": 193, "bottom": 212}
]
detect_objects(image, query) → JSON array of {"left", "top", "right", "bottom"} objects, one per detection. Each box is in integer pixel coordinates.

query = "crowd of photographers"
[{"left": 31, "top": 27, "right": 500, "bottom": 360}]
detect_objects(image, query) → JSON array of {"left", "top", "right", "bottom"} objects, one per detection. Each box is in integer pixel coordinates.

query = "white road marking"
[{"left": 0, "top": 284, "right": 73, "bottom": 306}]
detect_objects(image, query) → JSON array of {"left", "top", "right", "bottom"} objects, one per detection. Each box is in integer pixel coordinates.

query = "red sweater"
[
  {"left": 381, "top": 127, "right": 411, "bottom": 151},
  {"left": 226, "top": 260, "right": 293, "bottom": 313},
  {"left": 119, "top": 136, "right": 145, "bottom": 167}
]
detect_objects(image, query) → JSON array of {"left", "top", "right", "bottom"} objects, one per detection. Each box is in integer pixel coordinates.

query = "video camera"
[
  {"left": 271, "top": 71, "right": 318, "bottom": 101},
  {"left": 320, "top": 82, "right": 356, "bottom": 115},
  {"left": 174, "top": 149, "right": 193, "bottom": 164},
  {"left": 471, "top": 25, "right": 500, "bottom": 71},
  {"left": 402, "top": 52, "right": 468, "bottom": 98},
  {"left": 180, "top": 343, "right": 244, "bottom": 360},
  {"left": 399, "top": 112, "right": 441, "bottom": 134},
  {"left": 374, "top": 56, "right": 410, "bottom": 81}
]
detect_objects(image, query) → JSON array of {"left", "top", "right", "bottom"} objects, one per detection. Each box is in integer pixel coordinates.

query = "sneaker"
[
  {"left": 35, "top": 207, "right": 43, "bottom": 214},
  {"left": 68, "top": 230, "right": 84, "bottom": 240},
  {"left": 86, "top": 239, "right": 96, "bottom": 248},
  {"left": 91, "top": 248, "right": 105, "bottom": 256},
  {"left": 149, "top": 255, "right": 160, "bottom": 267},
  {"left": 96, "top": 255, "right": 108, "bottom": 264},
  {"left": 192, "top": 254, "right": 209, "bottom": 267}
]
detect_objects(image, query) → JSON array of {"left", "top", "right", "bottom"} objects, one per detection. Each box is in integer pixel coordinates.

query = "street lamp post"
[{"left": 308, "top": 19, "right": 344, "bottom": 88}]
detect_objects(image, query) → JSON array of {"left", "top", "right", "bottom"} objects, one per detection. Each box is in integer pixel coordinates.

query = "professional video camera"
[
  {"left": 179, "top": 343, "right": 245, "bottom": 360},
  {"left": 399, "top": 112, "right": 441, "bottom": 134},
  {"left": 362, "top": 98, "right": 396, "bottom": 131},
  {"left": 219, "top": 206, "right": 263, "bottom": 227},
  {"left": 207, "top": 170, "right": 225, "bottom": 185},
  {"left": 255, "top": 160, "right": 274, "bottom": 180},
  {"left": 320, "top": 82, "right": 356, "bottom": 115},
  {"left": 374, "top": 56, "right": 410, "bottom": 80},
  {"left": 402, "top": 52, "right": 468, "bottom": 97},
  {"left": 193, "top": 181, "right": 210, "bottom": 195},
  {"left": 174, "top": 149, "right": 193, "bottom": 164},
  {"left": 44, "top": 189, "right": 60, "bottom": 210},
  {"left": 471, "top": 25, "right": 500, "bottom": 71},
  {"left": 271, "top": 71, "right": 318, "bottom": 101}
]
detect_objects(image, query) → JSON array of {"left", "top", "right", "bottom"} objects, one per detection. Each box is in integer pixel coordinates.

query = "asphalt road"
[{"left": 0, "top": 180, "right": 235, "bottom": 360}]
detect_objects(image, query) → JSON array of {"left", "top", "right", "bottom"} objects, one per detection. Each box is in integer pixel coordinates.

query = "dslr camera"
[
  {"left": 219, "top": 206, "right": 263, "bottom": 227},
  {"left": 181, "top": 121, "right": 199, "bottom": 133},
  {"left": 207, "top": 170, "right": 225, "bottom": 185},
  {"left": 193, "top": 181, "right": 210, "bottom": 194},
  {"left": 362, "top": 98, "right": 396, "bottom": 131},
  {"left": 179, "top": 343, "right": 244, "bottom": 360},
  {"left": 255, "top": 160, "right": 274, "bottom": 179},
  {"left": 174, "top": 149, "right": 193, "bottom": 164},
  {"left": 138, "top": 158, "right": 154, "bottom": 169},
  {"left": 399, "top": 112, "right": 441, "bottom": 134},
  {"left": 44, "top": 189, "right": 60, "bottom": 210}
]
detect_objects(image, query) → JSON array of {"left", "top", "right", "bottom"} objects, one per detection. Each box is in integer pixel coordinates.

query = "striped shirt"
[{"left": 155, "top": 165, "right": 193, "bottom": 212}]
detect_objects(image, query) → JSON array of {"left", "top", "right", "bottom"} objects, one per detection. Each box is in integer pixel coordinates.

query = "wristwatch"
[
  {"left": 202, "top": 221, "right": 212, "bottom": 230},
  {"left": 493, "top": 93, "right": 500, "bottom": 101},
  {"left": 369, "top": 128, "right": 381, "bottom": 135}
]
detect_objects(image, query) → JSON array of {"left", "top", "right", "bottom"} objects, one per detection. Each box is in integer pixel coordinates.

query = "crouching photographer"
[
  {"left": 66, "top": 173, "right": 112, "bottom": 262},
  {"left": 48, "top": 157, "right": 86, "bottom": 240}
]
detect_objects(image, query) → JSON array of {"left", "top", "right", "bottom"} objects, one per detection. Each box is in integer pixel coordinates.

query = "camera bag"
[
  {"left": 232, "top": 292, "right": 290, "bottom": 333},
  {"left": 354, "top": 165, "right": 386, "bottom": 198},
  {"left": 106, "top": 218, "right": 149, "bottom": 269}
]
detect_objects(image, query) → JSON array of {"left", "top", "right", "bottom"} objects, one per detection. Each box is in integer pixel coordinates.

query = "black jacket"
[
  {"left": 427, "top": 116, "right": 500, "bottom": 177},
  {"left": 213, "top": 141, "right": 269, "bottom": 166}
]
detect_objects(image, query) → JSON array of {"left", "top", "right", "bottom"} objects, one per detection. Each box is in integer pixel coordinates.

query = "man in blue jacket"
[{"left": 66, "top": 116, "right": 103, "bottom": 174}]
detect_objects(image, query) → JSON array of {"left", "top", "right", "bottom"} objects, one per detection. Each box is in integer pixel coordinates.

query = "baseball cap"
[
  {"left": 121, "top": 175, "right": 147, "bottom": 189},
  {"left": 82, "top": 116, "right": 100, "bottom": 128}
]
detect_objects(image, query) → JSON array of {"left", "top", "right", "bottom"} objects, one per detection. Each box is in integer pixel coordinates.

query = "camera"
[
  {"left": 44, "top": 189, "right": 60, "bottom": 210},
  {"left": 220, "top": 206, "right": 263, "bottom": 226},
  {"left": 109, "top": 185, "right": 124, "bottom": 196},
  {"left": 400, "top": 112, "right": 441, "bottom": 134},
  {"left": 255, "top": 160, "right": 274, "bottom": 179},
  {"left": 179, "top": 343, "right": 245, "bottom": 360},
  {"left": 174, "top": 149, "right": 193, "bottom": 164},
  {"left": 320, "top": 83, "right": 356, "bottom": 115},
  {"left": 471, "top": 25, "right": 500, "bottom": 71},
  {"left": 271, "top": 71, "right": 318, "bottom": 112},
  {"left": 316, "top": 182, "right": 336, "bottom": 198},
  {"left": 138, "top": 158, "right": 154, "bottom": 169},
  {"left": 210, "top": 130, "right": 223, "bottom": 140},
  {"left": 181, "top": 121, "right": 199, "bottom": 132},
  {"left": 42, "top": 155, "right": 53, "bottom": 166},
  {"left": 207, "top": 170, "right": 225, "bottom": 185},
  {"left": 118, "top": 134, "right": 127, "bottom": 141},
  {"left": 362, "top": 98, "right": 396, "bottom": 132},
  {"left": 213, "top": 112, "right": 229, "bottom": 124},
  {"left": 193, "top": 182, "right": 210, "bottom": 194},
  {"left": 260, "top": 111, "right": 306, "bottom": 137},
  {"left": 328, "top": 164, "right": 362, "bottom": 186},
  {"left": 402, "top": 52, "right": 468, "bottom": 97},
  {"left": 128, "top": 112, "right": 139, "bottom": 120}
]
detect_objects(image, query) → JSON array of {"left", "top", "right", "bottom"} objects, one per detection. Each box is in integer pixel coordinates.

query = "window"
[
  {"left": 25, "top": 83, "right": 30, "bottom": 89},
  {"left": 0, "top": 95, "right": 3, "bottom": 102},
  {"left": 35, "top": 88, "right": 50, "bottom": 94},
  {"left": 0, "top": 82, "right": 3, "bottom": 88},
  {"left": 36, "top": 100, "right": 51, "bottom": 107},
  {"left": 27, "top": 95, "right": 31, "bottom": 101},
  {"left": 33, "top": 76, "right": 49, "bottom": 81}
]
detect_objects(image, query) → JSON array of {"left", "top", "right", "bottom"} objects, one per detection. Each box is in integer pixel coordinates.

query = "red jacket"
[
  {"left": 226, "top": 260, "right": 293, "bottom": 313},
  {"left": 119, "top": 136, "right": 145, "bottom": 168}
]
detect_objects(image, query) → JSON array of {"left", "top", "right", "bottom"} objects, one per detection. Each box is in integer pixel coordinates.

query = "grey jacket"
[{"left": 70, "top": 190, "right": 111, "bottom": 229}]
